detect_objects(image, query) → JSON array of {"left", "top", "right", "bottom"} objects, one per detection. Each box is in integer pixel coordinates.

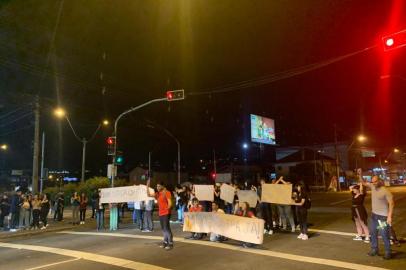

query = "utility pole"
[
  {"left": 32, "top": 97, "right": 40, "bottom": 194},
  {"left": 40, "top": 132, "right": 45, "bottom": 193},
  {"left": 334, "top": 124, "right": 341, "bottom": 191},
  {"left": 81, "top": 139, "right": 87, "bottom": 183}
]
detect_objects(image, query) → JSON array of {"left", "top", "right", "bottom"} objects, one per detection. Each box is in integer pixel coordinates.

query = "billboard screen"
[{"left": 250, "top": 114, "right": 276, "bottom": 145}]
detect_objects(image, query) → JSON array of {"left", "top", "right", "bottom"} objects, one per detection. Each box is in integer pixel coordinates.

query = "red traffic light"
[
  {"left": 106, "top": 136, "right": 115, "bottom": 145},
  {"left": 382, "top": 30, "right": 406, "bottom": 51},
  {"left": 211, "top": 172, "right": 216, "bottom": 179},
  {"left": 166, "top": 91, "right": 174, "bottom": 100},
  {"left": 166, "top": 89, "right": 185, "bottom": 101}
]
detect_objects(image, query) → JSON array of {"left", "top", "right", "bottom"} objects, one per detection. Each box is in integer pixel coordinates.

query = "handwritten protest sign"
[
  {"left": 237, "top": 190, "right": 259, "bottom": 207},
  {"left": 194, "top": 185, "right": 214, "bottom": 201},
  {"left": 100, "top": 185, "right": 155, "bottom": 204},
  {"left": 184, "top": 212, "right": 264, "bottom": 244},
  {"left": 261, "top": 184, "right": 293, "bottom": 205},
  {"left": 220, "top": 184, "right": 235, "bottom": 204}
]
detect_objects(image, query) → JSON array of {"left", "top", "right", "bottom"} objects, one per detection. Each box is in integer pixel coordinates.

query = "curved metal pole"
[{"left": 112, "top": 98, "right": 167, "bottom": 187}]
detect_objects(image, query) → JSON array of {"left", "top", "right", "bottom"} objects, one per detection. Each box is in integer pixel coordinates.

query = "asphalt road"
[{"left": 0, "top": 186, "right": 405, "bottom": 270}]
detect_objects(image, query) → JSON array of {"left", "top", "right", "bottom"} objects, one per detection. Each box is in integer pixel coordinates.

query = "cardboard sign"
[
  {"left": 100, "top": 185, "right": 155, "bottom": 204},
  {"left": 183, "top": 212, "right": 264, "bottom": 244},
  {"left": 261, "top": 184, "right": 293, "bottom": 205},
  {"left": 194, "top": 185, "right": 214, "bottom": 201},
  {"left": 220, "top": 184, "right": 235, "bottom": 204},
  {"left": 237, "top": 190, "right": 259, "bottom": 207}
]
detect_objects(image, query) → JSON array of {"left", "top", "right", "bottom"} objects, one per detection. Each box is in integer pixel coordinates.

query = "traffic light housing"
[
  {"left": 115, "top": 151, "right": 124, "bottom": 165},
  {"left": 107, "top": 136, "right": 116, "bottom": 155},
  {"left": 166, "top": 89, "right": 185, "bottom": 101},
  {"left": 382, "top": 30, "right": 406, "bottom": 51}
]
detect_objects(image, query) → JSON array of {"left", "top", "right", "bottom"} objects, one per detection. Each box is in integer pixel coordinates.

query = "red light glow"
[{"left": 385, "top": 38, "right": 394, "bottom": 47}]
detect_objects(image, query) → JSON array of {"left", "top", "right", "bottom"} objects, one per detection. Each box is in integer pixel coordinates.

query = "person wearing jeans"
[
  {"left": 359, "top": 171, "right": 394, "bottom": 260},
  {"left": 71, "top": 192, "right": 80, "bottom": 225},
  {"left": 143, "top": 199, "right": 154, "bottom": 232},
  {"left": 275, "top": 177, "right": 295, "bottom": 232},
  {"left": 147, "top": 181, "right": 173, "bottom": 250},
  {"left": 134, "top": 201, "right": 144, "bottom": 230},
  {"left": 293, "top": 182, "right": 310, "bottom": 240}
]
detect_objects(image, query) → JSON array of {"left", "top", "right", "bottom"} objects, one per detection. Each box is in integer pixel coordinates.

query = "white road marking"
[
  {"left": 25, "top": 258, "right": 81, "bottom": 270},
  {"left": 59, "top": 231, "right": 389, "bottom": 270},
  {"left": 308, "top": 229, "right": 355, "bottom": 237},
  {"left": 329, "top": 198, "right": 352, "bottom": 205},
  {"left": 0, "top": 242, "right": 170, "bottom": 270}
]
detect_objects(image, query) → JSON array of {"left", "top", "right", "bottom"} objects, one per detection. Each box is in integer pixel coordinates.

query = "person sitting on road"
[
  {"left": 210, "top": 201, "right": 225, "bottom": 242},
  {"left": 186, "top": 198, "right": 204, "bottom": 240},
  {"left": 349, "top": 184, "right": 370, "bottom": 243},
  {"left": 235, "top": 201, "right": 256, "bottom": 248}
]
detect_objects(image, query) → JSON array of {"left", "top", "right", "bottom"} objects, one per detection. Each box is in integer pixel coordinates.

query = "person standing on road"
[
  {"left": 349, "top": 184, "right": 369, "bottom": 243},
  {"left": 258, "top": 179, "right": 274, "bottom": 235},
  {"left": 0, "top": 194, "right": 10, "bottom": 230},
  {"left": 275, "top": 177, "right": 296, "bottom": 233},
  {"left": 31, "top": 194, "right": 41, "bottom": 230},
  {"left": 40, "top": 194, "right": 50, "bottom": 229},
  {"left": 10, "top": 190, "right": 22, "bottom": 231},
  {"left": 147, "top": 180, "right": 174, "bottom": 250},
  {"left": 359, "top": 170, "right": 394, "bottom": 260},
  {"left": 79, "top": 193, "right": 88, "bottom": 225},
  {"left": 292, "top": 182, "right": 311, "bottom": 240},
  {"left": 142, "top": 198, "right": 154, "bottom": 232},
  {"left": 95, "top": 190, "right": 105, "bottom": 231},
  {"left": 71, "top": 192, "right": 80, "bottom": 225}
]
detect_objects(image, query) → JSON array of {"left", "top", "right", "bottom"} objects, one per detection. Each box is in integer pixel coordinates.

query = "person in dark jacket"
[
  {"left": 349, "top": 184, "right": 370, "bottom": 242},
  {"left": 40, "top": 194, "right": 50, "bottom": 229},
  {"left": 10, "top": 190, "right": 22, "bottom": 231},
  {"left": 0, "top": 194, "right": 11, "bottom": 229}
]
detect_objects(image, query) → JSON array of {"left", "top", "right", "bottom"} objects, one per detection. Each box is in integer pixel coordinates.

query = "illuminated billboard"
[{"left": 250, "top": 114, "right": 276, "bottom": 145}]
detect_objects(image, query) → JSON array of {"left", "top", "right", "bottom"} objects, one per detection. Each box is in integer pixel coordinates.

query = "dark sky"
[{"left": 1, "top": 0, "right": 406, "bottom": 175}]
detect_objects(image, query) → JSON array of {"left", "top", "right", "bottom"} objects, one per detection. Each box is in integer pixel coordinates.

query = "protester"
[
  {"left": 235, "top": 201, "right": 256, "bottom": 248},
  {"left": 10, "top": 190, "right": 22, "bottom": 231},
  {"left": 142, "top": 199, "right": 154, "bottom": 232},
  {"left": 359, "top": 170, "right": 394, "bottom": 260},
  {"left": 71, "top": 192, "right": 80, "bottom": 225},
  {"left": 292, "top": 182, "right": 311, "bottom": 240},
  {"left": 31, "top": 194, "right": 41, "bottom": 230},
  {"left": 186, "top": 198, "right": 203, "bottom": 240},
  {"left": 0, "top": 194, "right": 10, "bottom": 230},
  {"left": 95, "top": 190, "right": 105, "bottom": 231},
  {"left": 40, "top": 194, "right": 50, "bottom": 229},
  {"left": 349, "top": 184, "right": 369, "bottom": 243},
  {"left": 56, "top": 193, "right": 65, "bottom": 221},
  {"left": 133, "top": 200, "right": 144, "bottom": 230},
  {"left": 175, "top": 185, "right": 188, "bottom": 224},
  {"left": 275, "top": 177, "right": 296, "bottom": 232},
  {"left": 91, "top": 190, "right": 98, "bottom": 219},
  {"left": 79, "top": 193, "right": 88, "bottom": 225},
  {"left": 258, "top": 179, "right": 274, "bottom": 235},
  {"left": 20, "top": 195, "right": 31, "bottom": 230},
  {"left": 147, "top": 180, "right": 174, "bottom": 250},
  {"left": 210, "top": 201, "right": 225, "bottom": 242}
]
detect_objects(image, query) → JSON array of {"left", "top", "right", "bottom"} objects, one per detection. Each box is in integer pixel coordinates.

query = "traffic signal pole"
[{"left": 112, "top": 98, "right": 167, "bottom": 187}]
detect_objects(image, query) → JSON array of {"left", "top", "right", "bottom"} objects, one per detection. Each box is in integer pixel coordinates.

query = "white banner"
[
  {"left": 183, "top": 212, "right": 264, "bottom": 244},
  {"left": 100, "top": 185, "right": 155, "bottom": 204},
  {"left": 194, "top": 185, "right": 214, "bottom": 201},
  {"left": 261, "top": 184, "right": 293, "bottom": 205},
  {"left": 237, "top": 190, "right": 259, "bottom": 207},
  {"left": 220, "top": 184, "right": 235, "bottom": 204}
]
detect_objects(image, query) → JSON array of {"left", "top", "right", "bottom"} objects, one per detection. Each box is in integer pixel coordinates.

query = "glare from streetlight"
[
  {"left": 394, "top": 148, "right": 400, "bottom": 153},
  {"left": 54, "top": 108, "right": 66, "bottom": 118},
  {"left": 357, "top": 135, "right": 367, "bottom": 142},
  {"left": 0, "top": 144, "right": 8, "bottom": 150},
  {"left": 102, "top": 120, "right": 109, "bottom": 126},
  {"left": 242, "top": 143, "right": 249, "bottom": 149}
]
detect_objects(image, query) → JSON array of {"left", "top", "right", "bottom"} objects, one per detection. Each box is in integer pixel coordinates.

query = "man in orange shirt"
[{"left": 147, "top": 180, "right": 173, "bottom": 250}]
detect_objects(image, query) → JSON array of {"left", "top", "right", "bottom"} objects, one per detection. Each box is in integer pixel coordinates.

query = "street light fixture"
[
  {"left": 242, "top": 143, "right": 249, "bottom": 149},
  {"left": 0, "top": 144, "right": 8, "bottom": 151},
  {"left": 53, "top": 108, "right": 109, "bottom": 182},
  {"left": 357, "top": 135, "right": 367, "bottom": 143},
  {"left": 394, "top": 148, "right": 400, "bottom": 153}
]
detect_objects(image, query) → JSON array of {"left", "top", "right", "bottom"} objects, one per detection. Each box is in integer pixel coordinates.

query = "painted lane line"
[
  {"left": 0, "top": 242, "right": 171, "bottom": 270},
  {"left": 329, "top": 198, "right": 352, "bottom": 206},
  {"left": 25, "top": 258, "right": 81, "bottom": 270},
  {"left": 59, "top": 231, "right": 388, "bottom": 270},
  {"left": 308, "top": 229, "right": 355, "bottom": 237}
]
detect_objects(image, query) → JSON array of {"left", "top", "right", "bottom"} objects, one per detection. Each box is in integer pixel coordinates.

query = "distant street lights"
[
  {"left": 0, "top": 144, "right": 8, "bottom": 151},
  {"left": 54, "top": 107, "right": 109, "bottom": 182}
]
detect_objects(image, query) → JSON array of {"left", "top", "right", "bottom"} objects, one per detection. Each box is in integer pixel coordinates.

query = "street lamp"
[
  {"left": 394, "top": 148, "right": 400, "bottom": 153},
  {"left": 242, "top": 143, "right": 249, "bottom": 149},
  {"left": 0, "top": 144, "right": 8, "bottom": 151},
  {"left": 54, "top": 108, "right": 109, "bottom": 182}
]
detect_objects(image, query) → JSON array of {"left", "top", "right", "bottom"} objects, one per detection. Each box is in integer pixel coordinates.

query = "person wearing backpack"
[{"left": 293, "top": 182, "right": 311, "bottom": 240}]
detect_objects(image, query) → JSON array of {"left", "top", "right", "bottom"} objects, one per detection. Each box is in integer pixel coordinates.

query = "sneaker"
[
  {"left": 297, "top": 233, "right": 304, "bottom": 239},
  {"left": 291, "top": 227, "right": 296, "bottom": 233},
  {"left": 158, "top": 242, "right": 167, "bottom": 248},
  {"left": 364, "top": 237, "right": 370, "bottom": 243},
  {"left": 164, "top": 245, "right": 173, "bottom": 250},
  {"left": 264, "top": 229, "right": 268, "bottom": 234},
  {"left": 383, "top": 253, "right": 391, "bottom": 260},
  {"left": 268, "top": 230, "right": 274, "bottom": 235},
  {"left": 301, "top": 234, "right": 309, "bottom": 240},
  {"left": 390, "top": 240, "right": 394, "bottom": 245},
  {"left": 367, "top": 250, "right": 379, "bottom": 257},
  {"left": 353, "top": 235, "right": 363, "bottom": 241},
  {"left": 10, "top": 229, "right": 17, "bottom": 232},
  {"left": 40, "top": 226, "right": 46, "bottom": 230}
]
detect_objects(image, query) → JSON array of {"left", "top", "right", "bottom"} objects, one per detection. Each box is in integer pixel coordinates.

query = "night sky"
[{"left": 1, "top": 0, "right": 406, "bottom": 175}]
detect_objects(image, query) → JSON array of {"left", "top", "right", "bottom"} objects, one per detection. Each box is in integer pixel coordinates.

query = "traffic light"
[
  {"left": 211, "top": 172, "right": 216, "bottom": 180},
  {"left": 115, "top": 154, "right": 124, "bottom": 165},
  {"left": 166, "top": 89, "right": 185, "bottom": 101},
  {"left": 107, "top": 136, "right": 116, "bottom": 155},
  {"left": 382, "top": 30, "right": 406, "bottom": 51}
]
